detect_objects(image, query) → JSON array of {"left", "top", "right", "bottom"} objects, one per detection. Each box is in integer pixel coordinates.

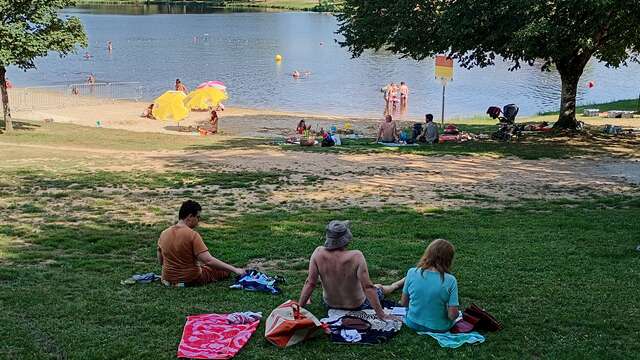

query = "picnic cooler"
[{"left": 265, "top": 300, "right": 327, "bottom": 348}]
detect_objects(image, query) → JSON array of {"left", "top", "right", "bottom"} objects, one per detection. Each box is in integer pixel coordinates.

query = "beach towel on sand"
[
  {"left": 417, "top": 331, "right": 485, "bottom": 348},
  {"left": 178, "top": 313, "right": 259, "bottom": 359}
]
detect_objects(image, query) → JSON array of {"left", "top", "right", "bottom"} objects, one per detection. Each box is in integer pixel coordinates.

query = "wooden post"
[{"left": 441, "top": 83, "right": 446, "bottom": 127}]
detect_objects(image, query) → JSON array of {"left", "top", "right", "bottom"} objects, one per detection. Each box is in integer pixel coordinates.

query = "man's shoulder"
[
  {"left": 313, "top": 247, "right": 363, "bottom": 258},
  {"left": 160, "top": 225, "right": 199, "bottom": 239},
  {"left": 345, "top": 249, "right": 365, "bottom": 261}
]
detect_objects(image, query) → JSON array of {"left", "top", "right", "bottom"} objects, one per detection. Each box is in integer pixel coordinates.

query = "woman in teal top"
[{"left": 401, "top": 239, "right": 459, "bottom": 332}]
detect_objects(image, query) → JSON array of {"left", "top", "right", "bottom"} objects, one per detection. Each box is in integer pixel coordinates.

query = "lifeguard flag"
[{"left": 435, "top": 55, "right": 454, "bottom": 83}]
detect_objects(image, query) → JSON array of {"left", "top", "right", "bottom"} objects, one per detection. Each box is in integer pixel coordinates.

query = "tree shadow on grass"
[
  {"left": 0, "top": 119, "right": 41, "bottom": 133},
  {"left": 3, "top": 168, "right": 287, "bottom": 192},
  {"left": 278, "top": 130, "right": 640, "bottom": 160}
]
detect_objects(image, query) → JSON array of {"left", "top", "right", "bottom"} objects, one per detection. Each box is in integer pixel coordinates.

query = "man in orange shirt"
[{"left": 157, "top": 200, "right": 245, "bottom": 287}]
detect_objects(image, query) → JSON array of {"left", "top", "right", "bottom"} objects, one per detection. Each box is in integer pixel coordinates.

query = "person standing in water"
[
  {"left": 400, "top": 82, "right": 409, "bottom": 105},
  {"left": 383, "top": 83, "right": 394, "bottom": 115},
  {"left": 175, "top": 79, "right": 188, "bottom": 93},
  {"left": 107, "top": 41, "right": 113, "bottom": 53}
]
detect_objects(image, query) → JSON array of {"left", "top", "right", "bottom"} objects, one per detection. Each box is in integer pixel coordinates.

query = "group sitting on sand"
[
  {"left": 377, "top": 113, "right": 439, "bottom": 144},
  {"left": 159, "top": 200, "right": 462, "bottom": 333},
  {"left": 141, "top": 102, "right": 222, "bottom": 135}
]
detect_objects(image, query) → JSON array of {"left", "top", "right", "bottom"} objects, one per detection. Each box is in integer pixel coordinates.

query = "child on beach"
[{"left": 141, "top": 104, "right": 155, "bottom": 119}]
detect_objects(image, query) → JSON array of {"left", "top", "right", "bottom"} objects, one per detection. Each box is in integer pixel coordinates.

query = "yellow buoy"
[{"left": 275, "top": 54, "right": 282, "bottom": 62}]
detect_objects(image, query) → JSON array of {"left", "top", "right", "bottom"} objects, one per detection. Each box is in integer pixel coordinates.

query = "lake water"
[{"left": 8, "top": 5, "right": 640, "bottom": 118}]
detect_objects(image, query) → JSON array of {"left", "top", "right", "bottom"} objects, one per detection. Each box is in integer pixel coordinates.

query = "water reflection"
[
  {"left": 69, "top": 4, "right": 279, "bottom": 15},
  {"left": 10, "top": 7, "right": 640, "bottom": 118}
]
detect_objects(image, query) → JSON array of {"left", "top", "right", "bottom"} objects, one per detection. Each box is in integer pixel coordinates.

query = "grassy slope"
[
  {"left": 2, "top": 118, "right": 639, "bottom": 160},
  {"left": 0, "top": 121, "right": 639, "bottom": 358},
  {"left": 1, "top": 186, "right": 639, "bottom": 358}
]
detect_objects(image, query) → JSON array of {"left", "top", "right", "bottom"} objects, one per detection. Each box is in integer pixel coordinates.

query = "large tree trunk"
[
  {"left": 0, "top": 66, "right": 13, "bottom": 133},
  {"left": 554, "top": 55, "right": 591, "bottom": 130}
]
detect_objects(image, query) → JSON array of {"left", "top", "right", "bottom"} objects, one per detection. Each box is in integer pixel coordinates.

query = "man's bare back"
[{"left": 308, "top": 246, "right": 370, "bottom": 309}]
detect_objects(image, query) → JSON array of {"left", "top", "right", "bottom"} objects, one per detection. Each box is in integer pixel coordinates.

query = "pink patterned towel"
[{"left": 177, "top": 313, "right": 260, "bottom": 359}]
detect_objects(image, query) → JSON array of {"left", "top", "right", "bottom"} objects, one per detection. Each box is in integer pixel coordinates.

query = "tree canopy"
[
  {"left": 0, "top": 0, "right": 87, "bottom": 132},
  {"left": 337, "top": 0, "right": 640, "bottom": 128}
]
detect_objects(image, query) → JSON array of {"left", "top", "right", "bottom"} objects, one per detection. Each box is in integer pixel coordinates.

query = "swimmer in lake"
[
  {"left": 292, "top": 71, "right": 301, "bottom": 79},
  {"left": 107, "top": 41, "right": 113, "bottom": 53}
]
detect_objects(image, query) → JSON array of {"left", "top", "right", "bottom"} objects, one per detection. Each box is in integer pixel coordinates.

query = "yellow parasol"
[
  {"left": 152, "top": 91, "right": 190, "bottom": 122},
  {"left": 183, "top": 87, "right": 228, "bottom": 111}
]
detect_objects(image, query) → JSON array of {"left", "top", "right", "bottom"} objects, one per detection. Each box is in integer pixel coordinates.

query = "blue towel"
[
  {"left": 417, "top": 331, "right": 485, "bottom": 348},
  {"left": 121, "top": 272, "right": 161, "bottom": 285},
  {"left": 377, "top": 142, "right": 418, "bottom": 147},
  {"left": 230, "top": 270, "right": 282, "bottom": 295}
]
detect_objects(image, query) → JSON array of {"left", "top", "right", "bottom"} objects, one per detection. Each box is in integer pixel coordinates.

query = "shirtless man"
[
  {"left": 383, "top": 83, "right": 392, "bottom": 112},
  {"left": 399, "top": 82, "right": 409, "bottom": 105},
  {"left": 376, "top": 115, "right": 399, "bottom": 143},
  {"left": 298, "top": 220, "right": 394, "bottom": 320}
]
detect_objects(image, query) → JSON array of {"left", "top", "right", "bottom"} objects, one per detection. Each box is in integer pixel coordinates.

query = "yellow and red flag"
[{"left": 435, "top": 55, "right": 454, "bottom": 83}]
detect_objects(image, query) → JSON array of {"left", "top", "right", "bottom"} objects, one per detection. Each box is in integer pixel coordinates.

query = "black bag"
[
  {"left": 321, "top": 137, "right": 335, "bottom": 147},
  {"left": 412, "top": 123, "right": 423, "bottom": 141},
  {"left": 486, "top": 106, "right": 502, "bottom": 119}
]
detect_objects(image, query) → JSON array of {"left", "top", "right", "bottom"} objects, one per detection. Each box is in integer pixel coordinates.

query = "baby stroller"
[{"left": 487, "top": 104, "right": 522, "bottom": 141}]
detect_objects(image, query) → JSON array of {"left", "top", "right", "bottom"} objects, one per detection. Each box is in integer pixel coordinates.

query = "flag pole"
[{"left": 441, "top": 83, "right": 446, "bottom": 127}]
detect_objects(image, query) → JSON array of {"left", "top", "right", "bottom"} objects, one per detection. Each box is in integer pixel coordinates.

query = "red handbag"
[
  {"left": 464, "top": 303, "right": 503, "bottom": 332},
  {"left": 450, "top": 312, "right": 480, "bottom": 333}
]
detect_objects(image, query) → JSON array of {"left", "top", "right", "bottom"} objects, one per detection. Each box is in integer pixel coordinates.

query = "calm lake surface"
[{"left": 8, "top": 5, "right": 640, "bottom": 118}]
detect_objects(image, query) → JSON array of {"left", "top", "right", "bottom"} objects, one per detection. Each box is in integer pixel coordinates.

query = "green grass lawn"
[
  {"left": 3, "top": 119, "right": 639, "bottom": 160},
  {"left": 540, "top": 97, "right": 640, "bottom": 115},
  {"left": 0, "top": 120, "right": 266, "bottom": 151},
  {"left": 1, "top": 189, "right": 639, "bottom": 358},
  {"left": 282, "top": 130, "right": 640, "bottom": 160},
  {"left": 1, "top": 119, "right": 640, "bottom": 358}
]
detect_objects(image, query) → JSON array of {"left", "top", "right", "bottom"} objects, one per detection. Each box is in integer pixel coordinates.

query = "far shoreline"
[{"left": 73, "top": 0, "right": 336, "bottom": 12}]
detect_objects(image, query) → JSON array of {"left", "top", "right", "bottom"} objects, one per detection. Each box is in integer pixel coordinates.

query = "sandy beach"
[
  {"left": 10, "top": 87, "right": 639, "bottom": 138},
  {"left": 12, "top": 98, "right": 383, "bottom": 137}
]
